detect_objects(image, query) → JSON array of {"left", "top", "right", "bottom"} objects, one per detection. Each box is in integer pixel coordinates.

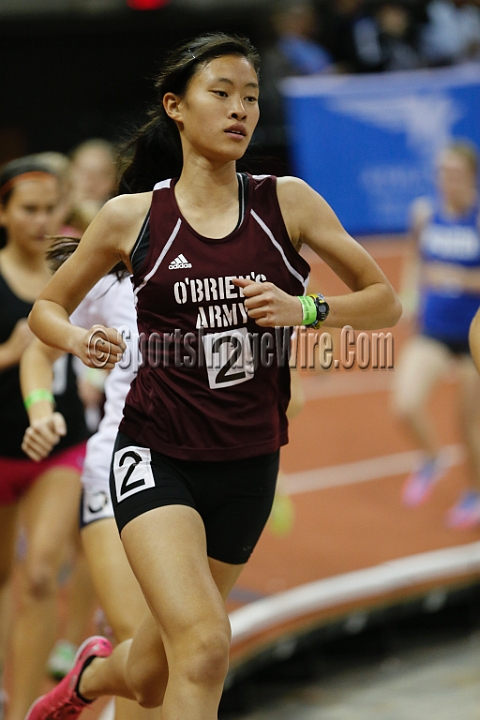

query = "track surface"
[
  {"left": 21, "top": 236, "right": 480, "bottom": 711},
  {"left": 226, "top": 237, "right": 480, "bottom": 669}
]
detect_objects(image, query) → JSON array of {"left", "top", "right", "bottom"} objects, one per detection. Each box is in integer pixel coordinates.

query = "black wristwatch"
[{"left": 306, "top": 293, "right": 329, "bottom": 329}]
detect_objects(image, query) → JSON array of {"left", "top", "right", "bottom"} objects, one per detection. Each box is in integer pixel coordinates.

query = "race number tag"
[
  {"left": 113, "top": 446, "right": 155, "bottom": 503},
  {"left": 52, "top": 355, "right": 69, "bottom": 395},
  {"left": 202, "top": 327, "right": 254, "bottom": 389},
  {"left": 82, "top": 487, "right": 113, "bottom": 525}
]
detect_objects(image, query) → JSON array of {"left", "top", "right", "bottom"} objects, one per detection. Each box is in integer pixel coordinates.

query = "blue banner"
[{"left": 281, "top": 64, "right": 480, "bottom": 235}]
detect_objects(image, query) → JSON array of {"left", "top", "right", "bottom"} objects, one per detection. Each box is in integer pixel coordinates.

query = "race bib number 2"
[
  {"left": 113, "top": 446, "right": 155, "bottom": 503},
  {"left": 202, "top": 327, "right": 254, "bottom": 389}
]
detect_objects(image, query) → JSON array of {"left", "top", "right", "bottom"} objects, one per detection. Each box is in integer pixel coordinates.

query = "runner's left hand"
[{"left": 22, "top": 412, "right": 67, "bottom": 462}]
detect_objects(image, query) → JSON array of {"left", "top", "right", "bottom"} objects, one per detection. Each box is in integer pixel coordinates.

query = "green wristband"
[
  {"left": 24, "top": 389, "right": 55, "bottom": 411},
  {"left": 297, "top": 295, "right": 317, "bottom": 326}
]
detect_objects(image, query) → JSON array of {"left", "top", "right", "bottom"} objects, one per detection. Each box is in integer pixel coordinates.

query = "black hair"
[
  {"left": 47, "top": 236, "right": 128, "bottom": 281},
  {"left": 0, "top": 155, "right": 57, "bottom": 207},
  {"left": 118, "top": 32, "right": 261, "bottom": 195}
]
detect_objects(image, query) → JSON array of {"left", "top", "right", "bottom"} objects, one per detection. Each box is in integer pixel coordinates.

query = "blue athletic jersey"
[{"left": 418, "top": 197, "right": 480, "bottom": 342}]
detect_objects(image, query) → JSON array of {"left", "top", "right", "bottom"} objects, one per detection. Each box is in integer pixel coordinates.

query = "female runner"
[
  {"left": 25, "top": 32, "right": 401, "bottom": 720},
  {"left": 393, "top": 141, "right": 480, "bottom": 528},
  {"left": 21, "top": 241, "right": 160, "bottom": 720},
  {"left": 0, "top": 157, "right": 88, "bottom": 720}
]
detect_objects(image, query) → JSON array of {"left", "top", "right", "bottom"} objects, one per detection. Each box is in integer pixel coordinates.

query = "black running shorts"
[{"left": 110, "top": 431, "right": 279, "bottom": 565}]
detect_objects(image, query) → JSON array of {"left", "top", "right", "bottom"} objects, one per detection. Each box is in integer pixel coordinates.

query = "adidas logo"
[{"left": 168, "top": 254, "right": 192, "bottom": 270}]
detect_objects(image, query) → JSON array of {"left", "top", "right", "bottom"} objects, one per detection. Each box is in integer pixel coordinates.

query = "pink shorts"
[{"left": 0, "top": 442, "right": 87, "bottom": 506}]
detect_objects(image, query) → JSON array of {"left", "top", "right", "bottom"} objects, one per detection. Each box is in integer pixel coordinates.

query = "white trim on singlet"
[
  {"left": 238, "top": 173, "right": 246, "bottom": 225},
  {"left": 153, "top": 178, "right": 172, "bottom": 191},
  {"left": 133, "top": 217, "right": 182, "bottom": 300},
  {"left": 251, "top": 209, "right": 309, "bottom": 291}
]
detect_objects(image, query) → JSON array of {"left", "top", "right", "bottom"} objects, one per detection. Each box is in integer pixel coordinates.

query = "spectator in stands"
[
  {"left": 324, "top": 0, "right": 421, "bottom": 72},
  {"left": 349, "top": 0, "right": 420, "bottom": 72},
  {"left": 258, "top": 1, "right": 334, "bottom": 168},
  {"left": 269, "top": 1, "right": 334, "bottom": 76},
  {"left": 373, "top": 1, "right": 421, "bottom": 70},
  {"left": 322, "top": 0, "right": 367, "bottom": 72},
  {"left": 420, "top": 0, "right": 480, "bottom": 65}
]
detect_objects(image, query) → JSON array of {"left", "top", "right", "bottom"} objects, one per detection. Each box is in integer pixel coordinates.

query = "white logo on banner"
[
  {"left": 329, "top": 93, "right": 462, "bottom": 165},
  {"left": 328, "top": 93, "right": 463, "bottom": 219}
]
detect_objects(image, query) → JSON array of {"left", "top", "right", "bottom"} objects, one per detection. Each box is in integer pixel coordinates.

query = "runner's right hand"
[{"left": 72, "top": 324, "right": 126, "bottom": 370}]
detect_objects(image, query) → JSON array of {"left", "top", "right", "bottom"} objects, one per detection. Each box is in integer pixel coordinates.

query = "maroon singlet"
[{"left": 120, "top": 174, "right": 311, "bottom": 461}]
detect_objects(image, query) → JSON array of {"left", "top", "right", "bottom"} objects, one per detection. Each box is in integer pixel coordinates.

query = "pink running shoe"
[
  {"left": 446, "top": 490, "right": 480, "bottom": 530},
  {"left": 402, "top": 457, "right": 446, "bottom": 507},
  {"left": 25, "top": 636, "right": 113, "bottom": 720}
]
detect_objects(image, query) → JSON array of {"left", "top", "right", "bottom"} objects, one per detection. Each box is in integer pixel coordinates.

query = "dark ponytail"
[
  {"left": 118, "top": 114, "right": 182, "bottom": 195},
  {"left": 47, "top": 236, "right": 128, "bottom": 281},
  {"left": 118, "top": 32, "right": 261, "bottom": 194}
]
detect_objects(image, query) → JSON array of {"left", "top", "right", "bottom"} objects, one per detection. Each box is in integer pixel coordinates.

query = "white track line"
[
  {"left": 97, "top": 700, "right": 115, "bottom": 720},
  {"left": 299, "top": 357, "right": 459, "bottom": 399},
  {"left": 230, "top": 541, "right": 480, "bottom": 645},
  {"left": 283, "top": 444, "right": 465, "bottom": 495},
  {"left": 229, "top": 237, "right": 469, "bottom": 653}
]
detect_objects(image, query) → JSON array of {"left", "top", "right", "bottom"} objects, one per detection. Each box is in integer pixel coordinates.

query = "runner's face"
[
  {"left": 172, "top": 54, "right": 260, "bottom": 163},
  {"left": 0, "top": 177, "right": 59, "bottom": 253},
  {"left": 438, "top": 151, "right": 476, "bottom": 207},
  {"left": 71, "top": 147, "right": 116, "bottom": 204}
]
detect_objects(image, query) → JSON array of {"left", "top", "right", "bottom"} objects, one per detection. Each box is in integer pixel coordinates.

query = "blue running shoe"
[
  {"left": 446, "top": 490, "right": 480, "bottom": 530},
  {"left": 402, "top": 457, "right": 446, "bottom": 507}
]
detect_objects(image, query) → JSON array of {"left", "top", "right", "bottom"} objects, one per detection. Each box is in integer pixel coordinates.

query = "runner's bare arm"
[
  {"left": 28, "top": 193, "right": 151, "bottom": 366},
  {"left": 275, "top": 177, "right": 402, "bottom": 330},
  {"left": 469, "top": 308, "right": 480, "bottom": 376},
  {"left": 20, "top": 339, "right": 62, "bottom": 410},
  {"left": 20, "top": 339, "right": 66, "bottom": 460},
  {"left": 397, "top": 197, "right": 431, "bottom": 318},
  {"left": 237, "top": 178, "right": 401, "bottom": 330}
]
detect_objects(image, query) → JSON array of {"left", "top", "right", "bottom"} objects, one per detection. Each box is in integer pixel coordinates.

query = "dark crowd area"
[{"left": 1, "top": 0, "right": 480, "bottom": 171}]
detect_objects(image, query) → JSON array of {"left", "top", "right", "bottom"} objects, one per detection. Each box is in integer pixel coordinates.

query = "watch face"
[
  {"left": 307, "top": 294, "right": 329, "bottom": 327},
  {"left": 318, "top": 300, "right": 329, "bottom": 319}
]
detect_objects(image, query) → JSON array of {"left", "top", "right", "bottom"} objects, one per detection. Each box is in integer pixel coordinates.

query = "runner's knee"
[
  {"left": 129, "top": 618, "right": 230, "bottom": 707},
  {"left": 23, "top": 559, "right": 57, "bottom": 600},
  {"left": 175, "top": 618, "right": 231, "bottom": 687},
  {"left": 392, "top": 388, "right": 422, "bottom": 421}
]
